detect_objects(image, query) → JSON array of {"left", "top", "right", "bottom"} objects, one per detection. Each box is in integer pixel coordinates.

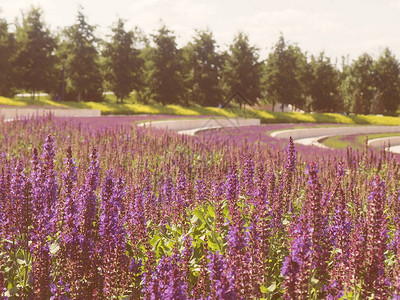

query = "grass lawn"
[
  {"left": 2, "top": 95, "right": 400, "bottom": 125},
  {"left": 320, "top": 132, "right": 400, "bottom": 149}
]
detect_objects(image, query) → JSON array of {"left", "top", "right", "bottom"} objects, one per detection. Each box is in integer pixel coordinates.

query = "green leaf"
[
  {"left": 267, "top": 281, "right": 277, "bottom": 292},
  {"left": 207, "top": 205, "right": 216, "bottom": 218},
  {"left": 5, "top": 286, "right": 19, "bottom": 297},
  {"left": 190, "top": 214, "right": 199, "bottom": 225},
  {"left": 193, "top": 208, "right": 205, "bottom": 222},
  {"left": 260, "top": 285, "right": 268, "bottom": 294},
  {"left": 50, "top": 242, "right": 60, "bottom": 255}
]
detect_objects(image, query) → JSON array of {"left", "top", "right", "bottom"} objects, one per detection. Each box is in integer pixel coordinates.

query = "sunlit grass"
[
  {"left": 321, "top": 132, "right": 400, "bottom": 149},
  {"left": 1, "top": 95, "right": 400, "bottom": 125},
  {"left": 320, "top": 135, "right": 362, "bottom": 150}
]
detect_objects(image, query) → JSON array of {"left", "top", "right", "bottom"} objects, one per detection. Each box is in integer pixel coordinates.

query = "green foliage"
[
  {"left": 149, "top": 202, "right": 228, "bottom": 262},
  {"left": 148, "top": 25, "right": 183, "bottom": 105},
  {"left": 2, "top": 95, "right": 400, "bottom": 125},
  {"left": 223, "top": 32, "right": 262, "bottom": 105},
  {"left": 13, "top": 6, "right": 57, "bottom": 97},
  {"left": 183, "top": 30, "right": 223, "bottom": 107},
  {"left": 373, "top": 48, "right": 400, "bottom": 116},
  {"left": 0, "top": 18, "right": 16, "bottom": 97},
  {"left": 103, "top": 19, "right": 144, "bottom": 103},
  {"left": 0, "top": 240, "right": 32, "bottom": 298},
  {"left": 309, "top": 52, "right": 340, "bottom": 112},
  {"left": 264, "top": 35, "right": 310, "bottom": 111},
  {"left": 60, "top": 7, "right": 103, "bottom": 102},
  {"left": 340, "top": 53, "right": 375, "bottom": 114}
]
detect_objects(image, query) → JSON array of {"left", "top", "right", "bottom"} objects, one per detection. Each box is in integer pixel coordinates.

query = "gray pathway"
[{"left": 271, "top": 125, "right": 400, "bottom": 153}]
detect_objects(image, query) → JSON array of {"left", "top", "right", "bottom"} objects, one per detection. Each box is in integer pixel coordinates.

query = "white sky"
[{"left": 1, "top": 0, "right": 400, "bottom": 63}]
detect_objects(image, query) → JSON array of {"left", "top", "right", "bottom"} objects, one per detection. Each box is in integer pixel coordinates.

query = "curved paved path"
[
  {"left": 271, "top": 125, "right": 400, "bottom": 153},
  {"left": 138, "top": 117, "right": 260, "bottom": 135}
]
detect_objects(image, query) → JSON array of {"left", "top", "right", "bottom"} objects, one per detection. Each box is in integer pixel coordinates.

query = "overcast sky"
[{"left": 1, "top": 0, "right": 400, "bottom": 62}]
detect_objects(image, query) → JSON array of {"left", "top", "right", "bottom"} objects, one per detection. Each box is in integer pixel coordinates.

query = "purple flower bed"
[{"left": 0, "top": 117, "right": 399, "bottom": 298}]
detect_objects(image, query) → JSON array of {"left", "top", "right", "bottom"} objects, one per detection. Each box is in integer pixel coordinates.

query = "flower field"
[{"left": 0, "top": 117, "right": 400, "bottom": 299}]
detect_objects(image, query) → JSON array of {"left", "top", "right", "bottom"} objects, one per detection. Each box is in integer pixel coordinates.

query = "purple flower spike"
[
  {"left": 100, "top": 172, "right": 128, "bottom": 298},
  {"left": 282, "top": 217, "right": 312, "bottom": 300},
  {"left": 207, "top": 252, "right": 237, "bottom": 300},
  {"left": 363, "top": 175, "right": 389, "bottom": 298}
]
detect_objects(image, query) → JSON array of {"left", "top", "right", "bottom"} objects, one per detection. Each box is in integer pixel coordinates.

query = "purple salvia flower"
[
  {"left": 42, "top": 134, "right": 58, "bottom": 232},
  {"left": 181, "top": 235, "right": 193, "bottom": 293},
  {"left": 242, "top": 157, "right": 255, "bottom": 197},
  {"left": 282, "top": 137, "right": 296, "bottom": 211},
  {"left": 282, "top": 217, "right": 312, "bottom": 300},
  {"left": 266, "top": 167, "right": 276, "bottom": 208},
  {"left": 363, "top": 175, "right": 389, "bottom": 298},
  {"left": 79, "top": 148, "right": 100, "bottom": 244},
  {"left": 100, "top": 173, "right": 128, "bottom": 298},
  {"left": 195, "top": 178, "right": 207, "bottom": 203},
  {"left": 225, "top": 165, "right": 240, "bottom": 225},
  {"left": 207, "top": 251, "right": 237, "bottom": 300},
  {"left": 164, "top": 266, "right": 188, "bottom": 300},
  {"left": 60, "top": 146, "right": 79, "bottom": 248},
  {"left": 304, "top": 163, "right": 330, "bottom": 289},
  {"left": 30, "top": 147, "right": 52, "bottom": 299},
  {"left": 53, "top": 146, "right": 81, "bottom": 300},
  {"left": 143, "top": 254, "right": 188, "bottom": 300},
  {"left": 327, "top": 188, "right": 351, "bottom": 298},
  {"left": 75, "top": 148, "right": 101, "bottom": 299},
  {"left": 9, "top": 161, "right": 31, "bottom": 248},
  {"left": 226, "top": 222, "right": 250, "bottom": 297},
  {"left": 348, "top": 218, "right": 367, "bottom": 290},
  {"left": 284, "top": 137, "right": 296, "bottom": 174}
]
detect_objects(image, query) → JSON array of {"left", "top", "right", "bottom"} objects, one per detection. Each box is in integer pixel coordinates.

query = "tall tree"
[
  {"left": 183, "top": 29, "right": 223, "bottom": 107},
  {"left": 61, "top": 8, "right": 103, "bottom": 102},
  {"left": 340, "top": 53, "right": 375, "bottom": 114},
  {"left": 309, "top": 53, "right": 340, "bottom": 112},
  {"left": 372, "top": 48, "right": 400, "bottom": 115},
  {"left": 263, "top": 35, "right": 310, "bottom": 111},
  {"left": 0, "top": 17, "right": 16, "bottom": 96},
  {"left": 148, "top": 25, "right": 183, "bottom": 105},
  {"left": 103, "top": 19, "right": 143, "bottom": 103},
  {"left": 13, "top": 6, "right": 56, "bottom": 98},
  {"left": 223, "top": 32, "right": 262, "bottom": 106}
]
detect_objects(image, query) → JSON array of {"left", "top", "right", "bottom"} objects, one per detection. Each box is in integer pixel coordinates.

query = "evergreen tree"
[
  {"left": 61, "top": 8, "right": 103, "bottom": 102},
  {"left": 183, "top": 29, "right": 223, "bottom": 107},
  {"left": 13, "top": 6, "right": 57, "bottom": 98},
  {"left": 223, "top": 32, "right": 262, "bottom": 106},
  {"left": 0, "top": 17, "right": 16, "bottom": 97},
  {"left": 148, "top": 25, "right": 183, "bottom": 105},
  {"left": 263, "top": 35, "right": 310, "bottom": 111},
  {"left": 103, "top": 19, "right": 143, "bottom": 103},
  {"left": 309, "top": 53, "right": 340, "bottom": 112},
  {"left": 373, "top": 48, "right": 400, "bottom": 115}
]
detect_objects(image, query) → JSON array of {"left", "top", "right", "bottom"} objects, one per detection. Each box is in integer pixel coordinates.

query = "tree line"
[{"left": 1, "top": 6, "right": 400, "bottom": 115}]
